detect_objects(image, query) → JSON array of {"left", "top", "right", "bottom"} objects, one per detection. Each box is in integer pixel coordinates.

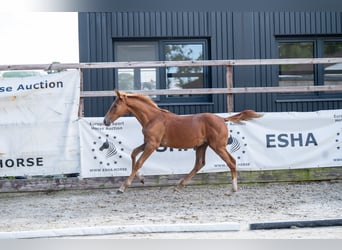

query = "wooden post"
[
  {"left": 78, "top": 69, "right": 85, "bottom": 117},
  {"left": 226, "top": 65, "right": 234, "bottom": 113}
]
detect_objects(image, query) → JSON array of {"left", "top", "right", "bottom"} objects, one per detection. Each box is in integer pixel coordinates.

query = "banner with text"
[
  {"left": 79, "top": 110, "right": 342, "bottom": 178},
  {"left": 0, "top": 70, "right": 80, "bottom": 176}
]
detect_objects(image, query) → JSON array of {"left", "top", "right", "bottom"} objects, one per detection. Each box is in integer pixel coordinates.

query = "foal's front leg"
[{"left": 118, "top": 143, "right": 157, "bottom": 193}]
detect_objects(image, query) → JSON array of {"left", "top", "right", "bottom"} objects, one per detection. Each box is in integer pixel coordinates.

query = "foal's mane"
[{"left": 125, "top": 93, "right": 169, "bottom": 112}]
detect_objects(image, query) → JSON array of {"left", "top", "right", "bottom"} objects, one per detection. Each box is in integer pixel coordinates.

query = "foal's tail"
[{"left": 224, "top": 110, "right": 263, "bottom": 124}]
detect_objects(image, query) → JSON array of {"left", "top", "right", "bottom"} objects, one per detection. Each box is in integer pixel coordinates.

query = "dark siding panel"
[
  {"left": 80, "top": 11, "right": 215, "bottom": 116},
  {"left": 276, "top": 101, "right": 342, "bottom": 112},
  {"left": 274, "top": 11, "right": 342, "bottom": 36},
  {"left": 233, "top": 12, "right": 258, "bottom": 111},
  {"left": 208, "top": 12, "right": 234, "bottom": 113},
  {"left": 79, "top": 11, "right": 342, "bottom": 116},
  {"left": 241, "top": 11, "right": 342, "bottom": 112},
  {"left": 270, "top": 11, "right": 342, "bottom": 112},
  {"left": 111, "top": 11, "right": 210, "bottom": 38},
  {"left": 80, "top": 13, "right": 115, "bottom": 116}
]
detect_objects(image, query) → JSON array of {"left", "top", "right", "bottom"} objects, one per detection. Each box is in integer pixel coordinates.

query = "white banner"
[
  {"left": 0, "top": 70, "right": 80, "bottom": 176},
  {"left": 79, "top": 110, "right": 342, "bottom": 178}
]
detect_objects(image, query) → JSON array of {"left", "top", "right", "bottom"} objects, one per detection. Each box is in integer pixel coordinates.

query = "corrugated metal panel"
[
  {"left": 80, "top": 13, "right": 116, "bottom": 117},
  {"left": 80, "top": 11, "right": 215, "bottom": 116},
  {"left": 79, "top": 11, "right": 342, "bottom": 116},
  {"left": 232, "top": 12, "right": 275, "bottom": 111},
  {"left": 275, "top": 100, "right": 342, "bottom": 112},
  {"left": 232, "top": 11, "right": 342, "bottom": 112},
  {"left": 274, "top": 11, "right": 342, "bottom": 35},
  {"left": 112, "top": 11, "right": 209, "bottom": 37},
  {"left": 208, "top": 12, "right": 234, "bottom": 113}
]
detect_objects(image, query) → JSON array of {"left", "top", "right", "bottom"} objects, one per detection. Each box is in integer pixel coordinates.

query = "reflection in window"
[
  {"left": 118, "top": 69, "right": 134, "bottom": 90},
  {"left": 114, "top": 40, "right": 209, "bottom": 102},
  {"left": 141, "top": 68, "right": 157, "bottom": 90},
  {"left": 324, "top": 41, "right": 342, "bottom": 86},
  {"left": 164, "top": 43, "right": 204, "bottom": 96},
  {"left": 278, "top": 42, "right": 314, "bottom": 87},
  {"left": 115, "top": 42, "right": 157, "bottom": 91}
]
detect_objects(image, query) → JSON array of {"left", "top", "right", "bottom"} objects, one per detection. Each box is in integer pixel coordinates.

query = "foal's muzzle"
[{"left": 103, "top": 117, "right": 111, "bottom": 126}]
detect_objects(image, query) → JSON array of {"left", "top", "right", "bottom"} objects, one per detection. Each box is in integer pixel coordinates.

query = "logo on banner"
[
  {"left": 227, "top": 129, "right": 247, "bottom": 160},
  {"left": 227, "top": 135, "right": 240, "bottom": 153},
  {"left": 99, "top": 139, "right": 118, "bottom": 158},
  {"left": 214, "top": 127, "right": 250, "bottom": 169},
  {"left": 91, "top": 134, "right": 125, "bottom": 169}
]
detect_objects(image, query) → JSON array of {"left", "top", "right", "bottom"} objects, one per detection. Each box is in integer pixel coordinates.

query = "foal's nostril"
[{"left": 104, "top": 118, "right": 110, "bottom": 126}]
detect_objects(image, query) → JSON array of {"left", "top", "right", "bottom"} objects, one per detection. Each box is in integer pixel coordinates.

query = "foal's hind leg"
[
  {"left": 175, "top": 144, "right": 208, "bottom": 192},
  {"left": 213, "top": 147, "right": 238, "bottom": 192}
]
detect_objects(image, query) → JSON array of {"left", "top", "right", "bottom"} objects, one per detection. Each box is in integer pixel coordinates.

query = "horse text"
[{"left": 0, "top": 157, "right": 44, "bottom": 168}]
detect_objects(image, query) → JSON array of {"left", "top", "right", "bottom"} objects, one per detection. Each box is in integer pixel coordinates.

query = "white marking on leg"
[{"left": 232, "top": 178, "right": 238, "bottom": 192}]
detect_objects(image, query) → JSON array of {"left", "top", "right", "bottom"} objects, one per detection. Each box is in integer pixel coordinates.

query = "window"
[
  {"left": 115, "top": 42, "right": 158, "bottom": 91},
  {"left": 164, "top": 43, "right": 204, "bottom": 91},
  {"left": 324, "top": 41, "right": 342, "bottom": 86},
  {"left": 278, "top": 42, "right": 314, "bottom": 87},
  {"left": 278, "top": 38, "right": 342, "bottom": 89},
  {"left": 114, "top": 40, "right": 208, "bottom": 102}
]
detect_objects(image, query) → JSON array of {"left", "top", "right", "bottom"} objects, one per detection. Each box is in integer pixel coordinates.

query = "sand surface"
[{"left": 0, "top": 181, "right": 341, "bottom": 238}]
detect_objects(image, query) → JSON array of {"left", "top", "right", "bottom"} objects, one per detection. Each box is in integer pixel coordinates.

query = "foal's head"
[{"left": 103, "top": 90, "right": 129, "bottom": 126}]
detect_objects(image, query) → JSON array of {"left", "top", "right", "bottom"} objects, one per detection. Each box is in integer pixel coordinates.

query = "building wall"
[{"left": 79, "top": 11, "right": 342, "bottom": 117}]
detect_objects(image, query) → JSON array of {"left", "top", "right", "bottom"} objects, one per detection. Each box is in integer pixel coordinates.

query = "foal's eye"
[{"left": 113, "top": 105, "right": 117, "bottom": 109}]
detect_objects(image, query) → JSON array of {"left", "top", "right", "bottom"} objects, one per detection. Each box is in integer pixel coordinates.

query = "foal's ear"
[
  {"left": 115, "top": 89, "right": 127, "bottom": 102},
  {"left": 115, "top": 89, "right": 122, "bottom": 99}
]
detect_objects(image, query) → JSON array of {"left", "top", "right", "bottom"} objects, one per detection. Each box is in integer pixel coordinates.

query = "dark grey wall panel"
[
  {"left": 111, "top": 11, "right": 209, "bottom": 38},
  {"left": 273, "top": 11, "right": 342, "bottom": 35},
  {"left": 79, "top": 11, "right": 342, "bottom": 117},
  {"left": 275, "top": 100, "right": 342, "bottom": 112}
]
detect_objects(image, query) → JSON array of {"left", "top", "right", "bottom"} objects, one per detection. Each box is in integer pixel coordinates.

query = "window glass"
[
  {"left": 140, "top": 68, "right": 157, "bottom": 90},
  {"left": 278, "top": 42, "right": 314, "bottom": 86},
  {"left": 114, "top": 40, "right": 209, "bottom": 102},
  {"left": 324, "top": 41, "right": 342, "bottom": 86},
  {"left": 116, "top": 43, "right": 157, "bottom": 61},
  {"left": 117, "top": 68, "right": 134, "bottom": 90},
  {"left": 115, "top": 42, "right": 157, "bottom": 91},
  {"left": 164, "top": 43, "right": 205, "bottom": 94}
]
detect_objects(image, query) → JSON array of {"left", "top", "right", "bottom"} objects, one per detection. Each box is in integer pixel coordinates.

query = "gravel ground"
[{"left": 0, "top": 181, "right": 341, "bottom": 238}]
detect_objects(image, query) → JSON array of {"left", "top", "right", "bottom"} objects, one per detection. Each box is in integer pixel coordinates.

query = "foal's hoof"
[
  {"left": 116, "top": 189, "right": 124, "bottom": 194},
  {"left": 224, "top": 190, "right": 236, "bottom": 196},
  {"left": 173, "top": 186, "right": 183, "bottom": 193},
  {"left": 140, "top": 178, "right": 145, "bottom": 184}
]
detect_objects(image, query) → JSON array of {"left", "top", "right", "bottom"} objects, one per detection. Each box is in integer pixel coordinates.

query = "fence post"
[
  {"left": 78, "top": 69, "right": 85, "bottom": 117},
  {"left": 226, "top": 65, "right": 234, "bottom": 113}
]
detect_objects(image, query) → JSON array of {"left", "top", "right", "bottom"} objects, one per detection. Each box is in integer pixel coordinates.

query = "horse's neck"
[{"left": 127, "top": 99, "right": 161, "bottom": 126}]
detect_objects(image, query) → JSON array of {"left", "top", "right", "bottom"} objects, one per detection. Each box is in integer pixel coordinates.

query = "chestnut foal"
[{"left": 104, "top": 90, "right": 262, "bottom": 193}]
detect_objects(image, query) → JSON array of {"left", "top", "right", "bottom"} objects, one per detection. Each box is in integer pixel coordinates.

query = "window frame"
[
  {"left": 113, "top": 38, "right": 210, "bottom": 103},
  {"left": 276, "top": 36, "right": 342, "bottom": 101},
  {"left": 278, "top": 40, "right": 315, "bottom": 87},
  {"left": 114, "top": 41, "right": 160, "bottom": 93},
  {"left": 160, "top": 39, "right": 209, "bottom": 103}
]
